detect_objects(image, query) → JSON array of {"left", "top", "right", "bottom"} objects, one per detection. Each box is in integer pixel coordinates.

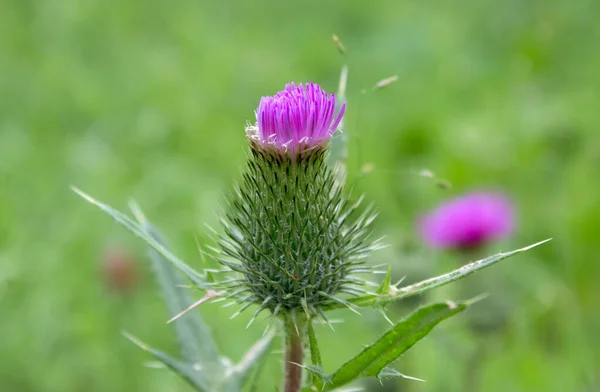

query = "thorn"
[
  {"left": 203, "top": 223, "right": 220, "bottom": 236},
  {"left": 465, "top": 292, "right": 490, "bottom": 306},
  {"left": 379, "top": 308, "right": 394, "bottom": 325},
  {"left": 370, "top": 263, "right": 389, "bottom": 269},
  {"left": 371, "top": 270, "right": 389, "bottom": 275},
  {"left": 246, "top": 297, "right": 272, "bottom": 329},
  {"left": 72, "top": 187, "right": 109, "bottom": 210},
  {"left": 291, "top": 310, "right": 300, "bottom": 336},
  {"left": 300, "top": 297, "right": 311, "bottom": 320},
  {"left": 245, "top": 308, "right": 263, "bottom": 329},
  {"left": 400, "top": 373, "right": 425, "bottom": 382},
  {"left": 264, "top": 305, "right": 281, "bottom": 336},
  {"left": 230, "top": 302, "right": 253, "bottom": 320},
  {"left": 223, "top": 288, "right": 248, "bottom": 300},
  {"left": 121, "top": 331, "right": 149, "bottom": 351},
  {"left": 167, "top": 290, "right": 221, "bottom": 324},
  {"left": 319, "top": 291, "right": 361, "bottom": 315},
  {"left": 272, "top": 303, "right": 282, "bottom": 318},
  {"left": 316, "top": 307, "right": 335, "bottom": 332},
  {"left": 263, "top": 319, "right": 275, "bottom": 337},
  {"left": 393, "top": 276, "right": 407, "bottom": 288},
  {"left": 519, "top": 238, "right": 552, "bottom": 251}
]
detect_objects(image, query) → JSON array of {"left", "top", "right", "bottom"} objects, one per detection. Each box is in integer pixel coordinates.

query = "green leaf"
[
  {"left": 306, "top": 318, "right": 326, "bottom": 388},
  {"left": 323, "top": 239, "right": 552, "bottom": 311},
  {"left": 307, "top": 318, "right": 323, "bottom": 368},
  {"left": 72, "top": 187, "right": 208, "bottom": 288},
  {"left": 123, "top": 332, "right": 212, "bottom": 392},
  {"left": 323, "top": 301, "right": 467, "bottom": 391},
  {"left": 129, "top": 203, "right": 221, "bottom": 368},
  {"left": 376, "top": 266, "right": 392, "bottom": 295}
]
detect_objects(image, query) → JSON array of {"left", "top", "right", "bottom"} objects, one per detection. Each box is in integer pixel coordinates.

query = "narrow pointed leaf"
[
  {"left": 323, "top": 239, "right": 551, "bottom": 310},
  {"left": 307, "top": 318, "right": 323, "bottom": 368},
  {"left": 137, "top": 215, "right": 221, "bottom": 368},
  {"left": 123, "top": 332, "right": 212, "bottom": 392},
  {"left": 376, "top": 266, "right": 392, "bottom": 295},
  {"left": 74, "top": 189, "right": 225, "bottom": 380},
  {"left": 323, "top": 301, "right": 467, "bottom": 391},
  {"left": 234, "top": 331, "right": 276, "bottom": 386},
  {"left": 72, "top": 187, "right": 208, "bottom": 288}
]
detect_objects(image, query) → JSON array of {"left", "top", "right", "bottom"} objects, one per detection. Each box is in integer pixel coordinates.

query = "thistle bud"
[{"left": 217, "top": 83, "right": 375, "bottom": 319}]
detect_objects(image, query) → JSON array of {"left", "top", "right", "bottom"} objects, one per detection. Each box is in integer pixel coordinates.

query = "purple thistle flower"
[
  {"left": 419, "top": 192, "right": 515, "bottom": 249},
  {"left": 246, "top": 82, "right": 345, "bottom": 155}
]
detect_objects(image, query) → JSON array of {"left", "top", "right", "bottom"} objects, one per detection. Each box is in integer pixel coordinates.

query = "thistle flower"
[
  {"left": 419, "top": 191, "right": 515, "bottom": 249},
  {"left": 246, "top": 82, "right": 346, "bottom": 156},
  {"left": 216, "top": 82, "right": 376, "bottom": 321}
]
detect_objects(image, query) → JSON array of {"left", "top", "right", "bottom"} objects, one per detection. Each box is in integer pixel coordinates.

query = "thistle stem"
[{"left": 283, "top": 314, "right": 304, "bottom": 392}]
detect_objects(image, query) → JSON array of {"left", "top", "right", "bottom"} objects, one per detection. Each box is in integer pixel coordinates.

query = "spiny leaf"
[
  {"left": 75, "top": 190, "right": 226, "bottom": 383},
  {"left": 376, "top": 266, "right": 392, "bottom": 295},
  {"left": 307, "top": 318, "right": 323, "bottom": 368},
  {"left": 166, "top": 290, "right": 221, "bottom": 325},
  {"left": 322, "top": 301, "right": 467, "bottom": 391},
  {"left": 323, "top": 239, "right": 552, "bottom": 311},
  {"left": 130, "top": 205, "right": 221, "bottom": 366},
  {"left": 234, "top": 331, "right": 276, "bottom": 386},
  {"left": 305, "top": 317, "right": 326, "bottom": 389},
  {"left": 72, "top": 187, "right": 207, "bottom": 288},
  {"left": 123, "top": 332, "right": 212, "bottom": 392}
]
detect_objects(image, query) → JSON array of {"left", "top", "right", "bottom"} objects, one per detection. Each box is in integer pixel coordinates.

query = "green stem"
[{"left": 283, "top": 313, "right": 304, "bottom": 392}]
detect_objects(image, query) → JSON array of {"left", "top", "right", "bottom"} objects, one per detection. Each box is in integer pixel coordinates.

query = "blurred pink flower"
[
  {"left": 419, "top": 192, "right": 515, "bottom": 249},
  {"left": 101, "top": 247, "right": 138, "bottom": 294}
]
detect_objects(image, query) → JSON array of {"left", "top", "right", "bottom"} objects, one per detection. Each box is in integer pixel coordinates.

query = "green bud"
[{"left": 216, "top": 146, "right": 377, "bottom": 318}]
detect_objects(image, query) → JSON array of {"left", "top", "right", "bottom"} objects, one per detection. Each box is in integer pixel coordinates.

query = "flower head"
[
  {"left": 419, "top": 191, "right": 515, "bottom": 249},
  {"left": 214, "top": 82, "right": 378, "bottom": 319},
  {"left": 246, "top": 82, "right": 345, "bottom": 155}
]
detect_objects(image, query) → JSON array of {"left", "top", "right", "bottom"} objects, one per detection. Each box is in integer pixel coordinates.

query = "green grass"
[{"left": 1, "top": 0, "right": 599, "bottom": 390}]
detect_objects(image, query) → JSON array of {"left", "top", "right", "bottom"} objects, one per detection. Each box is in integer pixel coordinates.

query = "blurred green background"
[{"left": 1, "top": 0, "right": 599, "bottom": 390}]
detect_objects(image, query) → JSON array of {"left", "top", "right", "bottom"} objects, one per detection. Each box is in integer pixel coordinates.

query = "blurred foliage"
[{"left": 1, "top": 0, "right": 599, "bottom": 391}]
